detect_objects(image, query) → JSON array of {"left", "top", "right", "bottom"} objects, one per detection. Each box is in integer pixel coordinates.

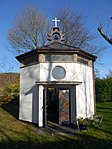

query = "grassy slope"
[{"left": 0, "top": 102, "right": 112, "bottom": 149}]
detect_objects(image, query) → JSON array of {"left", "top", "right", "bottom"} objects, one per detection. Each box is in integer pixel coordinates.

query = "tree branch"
[{"left": 97, "top": 27, "right": 112, "bottom": 45}]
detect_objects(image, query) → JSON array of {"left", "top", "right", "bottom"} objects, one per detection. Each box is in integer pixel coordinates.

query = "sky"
[{"left": 0, "top": 0, "right": 112, "bottom": 77}]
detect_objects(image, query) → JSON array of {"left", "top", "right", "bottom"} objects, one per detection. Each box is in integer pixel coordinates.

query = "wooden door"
[{"left": 59, "top": 89, "right": 70, "bottom": 125}]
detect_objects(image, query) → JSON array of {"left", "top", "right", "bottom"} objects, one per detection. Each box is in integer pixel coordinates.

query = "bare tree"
[
  {"left": 8, "top": 6, "right": 105, "bottom": 55},
  {"left": 8, "top": 6, "right": 50, "bottom": 54},
  {"left": 97, "top": 17, "right": 112, "bottom": 45},
  {"left": 94, "top": 69, "right": 100, "bottom": 78},
  {"left": 0, "top": 56, "right": 16, "bottom": 73},
  {"left": 106, "top": 69, "right": 112, "bottom": 78},
  {"left": 56, "top": 7, "right": 103, "bottom": 55}
]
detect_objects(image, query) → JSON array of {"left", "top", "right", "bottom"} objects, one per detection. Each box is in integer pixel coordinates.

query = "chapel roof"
[
  {"left": 39, "top": 41, "right": 78, "bottom": 50},
  {"left": 16, "top": 41, "right": 97, "bottom": 62}
]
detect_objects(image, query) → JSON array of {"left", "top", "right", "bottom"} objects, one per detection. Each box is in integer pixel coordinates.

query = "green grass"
[{"left": 0, "top": 101, "right": 112, "bottom": 149}]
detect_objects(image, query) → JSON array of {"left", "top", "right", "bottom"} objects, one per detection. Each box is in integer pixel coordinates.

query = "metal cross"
[{"left": 52, "top": 17, "right": 60, "bottom": 27}]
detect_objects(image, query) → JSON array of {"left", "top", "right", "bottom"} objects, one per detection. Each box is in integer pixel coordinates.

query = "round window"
[{"left": 52, "top": 66, "right": 66, "bottom": 80}]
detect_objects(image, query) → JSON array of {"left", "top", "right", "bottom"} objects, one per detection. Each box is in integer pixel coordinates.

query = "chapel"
[{"left": 16, "top": 18, "right": 97, "bottom": 127}]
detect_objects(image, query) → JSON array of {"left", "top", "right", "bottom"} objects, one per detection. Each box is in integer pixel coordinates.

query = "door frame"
[{"left": 43, "top": 85, "right": 71, "bottom": 128}]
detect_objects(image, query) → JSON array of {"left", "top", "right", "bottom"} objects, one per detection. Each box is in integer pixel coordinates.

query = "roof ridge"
[{"left": 39, "top": 41, "right": 79, "bottom": 49}]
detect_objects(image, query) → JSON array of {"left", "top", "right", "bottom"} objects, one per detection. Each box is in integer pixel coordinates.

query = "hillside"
[{"left": 0, "top": 73, "right": 19, "bottom": 88}]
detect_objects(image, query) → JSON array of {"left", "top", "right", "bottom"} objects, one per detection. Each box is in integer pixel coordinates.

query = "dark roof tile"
[
  {"left": 40, "top": 41, "right": 78, "bottom": 50},
  {"left": 16, "top": 41, "right": 97, "bottom": 61}
]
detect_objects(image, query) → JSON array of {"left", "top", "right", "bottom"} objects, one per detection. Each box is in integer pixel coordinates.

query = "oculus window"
[{"left": 52, "top": 66, "right": 66, "bottom": 80}]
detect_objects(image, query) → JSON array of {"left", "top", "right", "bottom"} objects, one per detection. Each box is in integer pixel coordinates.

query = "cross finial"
[{"left": 52, "top": 17, "right": 60, "bottom": 27}]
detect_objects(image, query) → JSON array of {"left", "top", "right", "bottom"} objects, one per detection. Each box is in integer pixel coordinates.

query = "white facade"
[{"left": 19, "top": 62, "right": 95, "bottom": 127}]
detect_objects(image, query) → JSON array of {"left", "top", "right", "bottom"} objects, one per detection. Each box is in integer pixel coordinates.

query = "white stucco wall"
[
  {"left": 39, "top": 63, "right": 81, "bottom": 82},
  {"left": 76, "top": 64, "right": 94, "bottom": 118},
  {"left": 39, "top": 63, "right": 95, "bottom": 119},
  {"left": 19, "top": 64, "right": 40, "bottom": 123},
  {"left": 19, "top": 62, "right": 95, "bottom": 126}
]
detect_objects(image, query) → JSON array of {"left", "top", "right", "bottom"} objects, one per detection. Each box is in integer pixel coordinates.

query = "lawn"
[{"left": 0, "top": 101, "right": 112, "bottom": 149}]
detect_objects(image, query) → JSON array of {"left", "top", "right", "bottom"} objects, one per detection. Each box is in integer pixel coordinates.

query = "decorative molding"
[
  {"left": 36, "top": 81, "right": 82, "bottom": 85},
  {"left": 47, "top": 27, "right": 65, "bottom": 43}
]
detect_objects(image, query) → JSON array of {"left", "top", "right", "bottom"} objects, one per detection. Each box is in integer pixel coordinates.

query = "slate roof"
[
  {"left": 16, "top": 41, "right": 97, "bottom": 61},
  {"left": 39, "top": 41, "right": 78, "bottom": 50}
]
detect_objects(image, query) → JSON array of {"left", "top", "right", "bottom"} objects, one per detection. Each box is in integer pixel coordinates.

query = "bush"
[
  {"left": 0, "top": 79, "right": 20, "bottom": 105},
  {"left": 95, "top": 78, "right": 112, "bottom": 102}
]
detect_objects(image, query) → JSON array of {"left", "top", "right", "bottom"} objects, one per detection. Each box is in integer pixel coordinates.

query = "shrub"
[
  {"left": 95, "top": 78, "right": 112, "bottom": 102},
  {"left": 0, "top": 79, "right": 20, "bottom": 105}
]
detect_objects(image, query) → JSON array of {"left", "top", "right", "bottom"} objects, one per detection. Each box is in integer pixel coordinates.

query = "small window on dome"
[
  {"left": 78, "top": 57, "right": 88, "bottom": 65},
  {"left": 45, "top": 54, "right": 73, "bottom": 62}
]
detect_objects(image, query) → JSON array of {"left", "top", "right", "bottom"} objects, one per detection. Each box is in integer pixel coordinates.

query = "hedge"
[{"left": 95, "top": 78, "right": 112, "bottom": 102}]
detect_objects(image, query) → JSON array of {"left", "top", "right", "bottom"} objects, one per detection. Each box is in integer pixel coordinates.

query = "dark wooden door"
[{"left": 59, "top": 89, "right": 70, "bottom": 125}]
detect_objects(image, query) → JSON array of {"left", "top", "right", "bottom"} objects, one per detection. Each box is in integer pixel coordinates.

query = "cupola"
[{"left": 47, "top": 17, "right": 65, "bottom": 43}]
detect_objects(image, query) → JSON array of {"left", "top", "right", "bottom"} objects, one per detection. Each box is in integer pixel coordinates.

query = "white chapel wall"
[
  {"left": 39, "top": 63, "right": 81, "bottom": 81},
  {"left": 76, "top": 64, "right": 94, "bottom": 118},
  {"left": 19, "top": 64, "right": 40, "bottom": 123},
  {"left": 40, "top": 62, "right": 94, "bottom": 119},
  {"left": 20, "top": 62, "right": 94, "bottom": 126}
]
